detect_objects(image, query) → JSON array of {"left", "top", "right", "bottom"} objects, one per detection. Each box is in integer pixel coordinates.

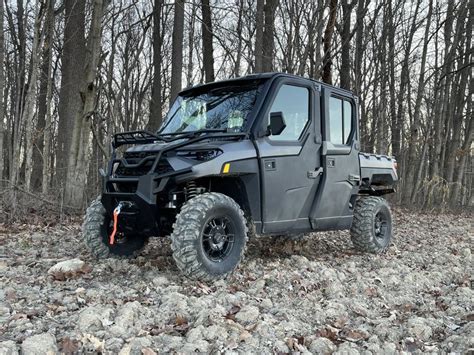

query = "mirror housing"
[{"left": 267, "top": 112, "right": 286, "bottom": 136}]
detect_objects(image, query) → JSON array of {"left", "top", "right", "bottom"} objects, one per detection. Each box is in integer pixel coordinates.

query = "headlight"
[{"left": 176, "top": 149, "right": 222, "bottom": 161}]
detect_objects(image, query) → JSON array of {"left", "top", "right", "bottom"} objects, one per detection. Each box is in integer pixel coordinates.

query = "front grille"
[{"left": 115, "top": 151, "right": 174, "bottom": 177}]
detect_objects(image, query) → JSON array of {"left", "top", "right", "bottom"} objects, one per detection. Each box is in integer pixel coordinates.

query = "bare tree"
[
  {"left": 64, "top": 0, "right": 106, "bottom": 206},
  {"left": 147, "top": 0, "right": 164, "bottom": 131},
  {"left": 201, "top": 0, "right": 215, "bottom": 82},
  {"left": 170, "top": 0, "right": 185, "bottom": 101},
  {"left": 254, "top": 0, "right": 265, "bottom": 72},
  {"left": 23, "top": 2, "right": 45, "bottom": 191},
  {"left": 0, "top": 0, "right": 472, "bottom": 209},
  {"left": 57, "top": 0, "right": 87, "bottom": 185},
  {"left": 339, "top": 0, "right": 356, "bottom": 90},
  {"left": 234, "top": 0, "right": 245, "bottom": 76},
  {"left": 7, "top": 0, "right": 27, "bottom": 187},
  {"left": 262, "top": 0, "right": 278, "bottom": 72},
  {"left": 0, "top": 0, "right": 4, "bottom": 182},
  {"left": 322, "top": 0, "right": 338, "bottom": 84},
  {"left": 32, "top": 0, "right": 54, "bottom": 191}
]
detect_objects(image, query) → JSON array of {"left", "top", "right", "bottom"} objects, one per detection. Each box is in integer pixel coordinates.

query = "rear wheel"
[
  {"left": 350, "top": 196, "right": 392, "bottom": 253},
  {"left": 170, "top": 192, "right": 248, "bottom": 281},
  {"left": 82, "top": 198, "right": 148, "bottom": 258}
]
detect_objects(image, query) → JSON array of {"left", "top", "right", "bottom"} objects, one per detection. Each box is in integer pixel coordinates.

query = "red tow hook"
[{"left": 109, "top": 203, "right": 123, "bottom": 245}]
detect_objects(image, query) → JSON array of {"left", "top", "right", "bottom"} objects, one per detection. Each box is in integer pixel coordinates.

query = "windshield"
[{"left": 159, "top": 84, "right": 261, "bottom": 134}]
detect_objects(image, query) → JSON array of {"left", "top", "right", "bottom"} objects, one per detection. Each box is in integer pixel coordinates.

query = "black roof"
[{"left": 180, "top": 72, "right": 355, "bottom": 97}]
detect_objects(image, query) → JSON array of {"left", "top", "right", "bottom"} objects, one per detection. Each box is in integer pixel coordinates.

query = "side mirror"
[{"left": 268, "top": 112, "right": 286, "bottom": 136}]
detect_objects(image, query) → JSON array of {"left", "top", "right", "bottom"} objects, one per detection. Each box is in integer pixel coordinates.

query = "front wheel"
[
  {"left": 350, "top": 196, "right": 393, "bottom": 253},
  {"left": 170, "top": 192, "right": 248, "bottom": 281},
  {"left": 82, "top": 198, "right": 148, "bottom": 258}
]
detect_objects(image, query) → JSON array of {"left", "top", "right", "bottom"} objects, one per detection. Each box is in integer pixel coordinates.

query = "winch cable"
[{"left": 109, "top": 203, "right": 123, "bottom": 245}]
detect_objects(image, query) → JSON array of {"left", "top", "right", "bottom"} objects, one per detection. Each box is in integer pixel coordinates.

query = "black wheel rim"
[
  {"left": 202, "top": 216, "right": 235, "bottom": 262},
  {"left": 374, "top": 211, "right": 389, "bottom": 241}
]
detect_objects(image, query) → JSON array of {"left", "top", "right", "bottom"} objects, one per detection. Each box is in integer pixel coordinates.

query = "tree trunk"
[
  {"left": 387, "top": 0, "right": 397, "bottom": 160},
  {"left": 254, "top": 0, "right": 265, "bottom": 73},
  {"left": 9, "top": 0, "right": 27, "bottom": 187},
  {"left": 64, "top": 0, "right": 105, "bottom": 207},
  {"left": 322, "top": 0, "right": 338, "bottom": 84},
  {"left": 374, "top": 4, "right": 388, "bottom": 155},
  {"left": 339, "top": 0, "right": 354, "bottom": 90},
  {"left": 0, "top": 0, "right": 4, "bottom": 182},
  {"left": 451, "top": 79, "right": 473, "bottom": 205},
  {"left": 170, "top": 0, "right": 185, "bottom": 101},
  {"left": 404, "top": 0, "right": 433, "bottom": 202},
  {"left": 22, "top": 1, "right": 44, "bottom": 191},
  {"left": 186, "top": 0, "right": 196, "bottom": 85},
  {"left": 353, "top": 0, "right": 367, "bottom": 96},
  {"left": 234, "top": 0, "right": 244, "bottom": 77},
  {"left": 201, "top": 0, "right": 215, "bottom": 82},
  {"left": 57, "top": 0, "right": 86, "bottom": 185},
  {"left": 41, "top": 0, "right": 55, "bottom": 194},
  {"left": 432, "top": 0, "right": 454, "bottom": 178},
  {"left": 32, "top": 0, "right": 54, "bottom": 190},
  {"left": 394, "top": 0, "right": 420, "bottom": 176},
  {"left": 444, "top": 2, "right": 470, "bottom": 184},
  {"left": 147, "top": 0, "right": 163, "bottom": 131},
  {"left": 262, "top": 0, "right": 278, "bottom": 72}
]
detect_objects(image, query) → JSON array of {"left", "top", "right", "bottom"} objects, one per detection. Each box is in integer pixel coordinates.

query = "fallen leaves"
[
  {"left": 148, "top": 315, "right": 190, "bottom": 336},
  {"left": 81, "top": 334, "right": 104, "bottom": 353},
  {"left": 286, "top": 336, "right": 306, "bottom": 352},
  {"left": 315, "top": 325, "right": 369, "bottom": 344},
  {"left": 339, "top": 328, "right": 369, "bottom": 342},
  {"left": 315, "top": 325, "right": 340, "bottom": 343},
  {"left": 59, "top": 337, "right": 80, "bottom": 354},
  {"left": 141, "top": 347, "right": 157, "bottom": 355},
  {"left": 1, "top": 210, "right": 473, "bottom": 353},
  {"left": 224, "top": 305, "right": 241, "bottom": 321}
]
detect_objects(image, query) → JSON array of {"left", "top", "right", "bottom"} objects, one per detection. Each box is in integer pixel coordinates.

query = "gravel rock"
[
  {"left": 407, "top": 317, "right": 433, "bottom": 341},
  {"left": 21, "top": 333, "right": 57, "bottom": 355},
  {"left": 1, "top": 210, "right": 472, "bottom": 353},
  {"left": 309, "top": 337, "right": 336, "bottom": 354},
  {"left": 0, "top": 341, "right": 18, "bottom": 355},
  {"left": 0, "top": 305, "right": 11, "bottom": 324},
  {"left": 110, "top": 301, "right": 152, "bottom": 338},
  {"left": 152, "top": 276, "right": 169, "bottom": 288},
  {"left": 335, "top": 341, "right": 360, "bottom": 355},
  {"left": 47, "top": 258, "right": 85, "bottom": 274},
  {"left": 235, "top": 305, "right": 260, "bottom": 324},
  {"left": 77, "top": 306, "right": 114, "bottom": 333}
]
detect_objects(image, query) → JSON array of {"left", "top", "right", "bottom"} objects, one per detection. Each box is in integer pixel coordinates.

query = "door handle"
[
  {"left": 264, "top": 159, "right": 276, "bottom": 171},
  {"left": 307, "top": 167, "right": 324, "bottom": 179},
  {"left": 348, "top": 174, "right": 360, "bottom": 182}
]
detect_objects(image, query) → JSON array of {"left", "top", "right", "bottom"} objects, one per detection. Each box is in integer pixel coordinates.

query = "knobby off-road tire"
[
  {"left": 82, "top": 198, "right": 148, "bottom": 258},
  {"left": 171, "top": 192, "right": 248, "bottom": 281},
  {"left": 350, "top": 196, "right": 393, "bottom": 253}
]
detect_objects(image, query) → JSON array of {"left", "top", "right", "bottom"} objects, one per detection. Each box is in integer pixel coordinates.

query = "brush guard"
[{"left": 102, "top": 130, "right": 247, "bottom": 237}]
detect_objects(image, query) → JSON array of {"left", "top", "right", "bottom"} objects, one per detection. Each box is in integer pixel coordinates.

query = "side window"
[
  {"left": 329, "top": 96, "right": 353, "bottom": 144},
  {"left": 268, "top": 85, "right": 309, "bottom": 141},
  {"left": 343, "top": 101, "right": 352, "bottom": 143}
]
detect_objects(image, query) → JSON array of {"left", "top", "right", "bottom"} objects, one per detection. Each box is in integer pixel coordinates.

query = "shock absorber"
[{"left": 186, "top": 181, "right": 199, "bottom": 200}]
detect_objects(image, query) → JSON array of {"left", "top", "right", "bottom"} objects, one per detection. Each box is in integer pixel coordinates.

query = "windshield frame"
[{"left": 157, "top": 79, "right": 269, "bottom": 135}]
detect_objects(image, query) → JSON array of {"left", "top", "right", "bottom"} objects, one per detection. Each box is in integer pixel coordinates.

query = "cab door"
[
  {"left": 309, "top": 86, "right": 360, "bottom": 230},
  {"left": 255, "top": 78, "right": 323, "bottom": 234}
]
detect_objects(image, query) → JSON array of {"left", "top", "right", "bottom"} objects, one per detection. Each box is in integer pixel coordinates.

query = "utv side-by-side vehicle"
[{"left": 82, "top": 73, "right": 398, "bottom": 281}]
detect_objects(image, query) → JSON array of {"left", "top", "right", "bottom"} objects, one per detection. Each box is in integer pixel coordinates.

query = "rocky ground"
[{"left": 0, "top": 209, "right": 472, "bottom": 354}]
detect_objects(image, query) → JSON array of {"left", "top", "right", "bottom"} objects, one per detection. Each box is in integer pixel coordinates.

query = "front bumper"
[{"left": 102, "top": 174, "right": 161, "bottom": 236}]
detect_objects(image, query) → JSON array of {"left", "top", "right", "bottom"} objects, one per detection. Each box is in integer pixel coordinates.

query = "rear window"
[{"left": 329, "top": 96, "right": 353, "bottom": 144}]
